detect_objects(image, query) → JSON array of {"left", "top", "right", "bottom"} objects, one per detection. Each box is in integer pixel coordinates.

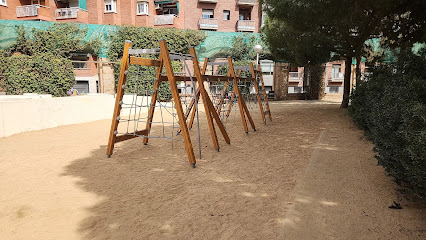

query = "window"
[
  {"left": 0, "top": 0, "right": 6, "bottom": 7},
  {"left": 332, "top": 64, "right": 342, "bottom": 78},
  {"left": 31, "top": 0, "right": 45, "bottom": 5},
  {"left": 162, "top": 6, "right": 178, "bottom": 16},
  {"left": 202, "top": 9, "right": 214, "bottom": 19},
  {"left": 329, "top": 86, "right": 340, "bottom": 93},
  {"left": 137, "top": 1, "right": 148, "bottom": 15},
  {"left": 72, "top": 61, "right": 88, "bottom": 69},
  {"left": 223, "top": 10, "right": 230, "bottom": 20},
  {"left": 104, "top": 0, "right": 116, "bottom": 13},
  {"left": 294, "top": 87, "right": 303, "bottom": 93},
  {"left": 71, "top": 54, "right": 89, "bottom": 69}
]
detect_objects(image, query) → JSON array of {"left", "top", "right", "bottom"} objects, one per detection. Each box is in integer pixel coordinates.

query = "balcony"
[
  {"left": 199, "top": 18, "right": 218, "bottom": 30},
  {"left": 237, "top": 0, "right": 256, "bottom": 6},
  {"left": 55, "top": 7, "right": 79, "bottom": 19},
  {"left": 154, "top": 14, "right": 175, "bottom": 26},
  {"left": 289, "top": 72, "right": 302, "bottom": 82},
  {"left": 198, "top": 0, "right": 218, "bottom": 3},
  {"left": 16, "top": 5, "right": 39, "bottom": 18},
  {"left": 237, "top": 20, "right": 255, "bottom": 32},
  {"left": 329, "top": 72, "right": 344, "bottom": 82}
]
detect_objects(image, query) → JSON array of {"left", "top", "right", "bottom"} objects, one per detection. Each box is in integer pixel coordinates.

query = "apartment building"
[
  {"left": 0, "top": 0, "right": 261, "bottom": 32},
  {"left": 287, "top": 61, "right": 367, "bottom": 94}
]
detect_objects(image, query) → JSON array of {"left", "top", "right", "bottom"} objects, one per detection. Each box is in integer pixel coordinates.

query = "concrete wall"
[{"left": 0, "top": 94, "right": 151, "bottom": 138}]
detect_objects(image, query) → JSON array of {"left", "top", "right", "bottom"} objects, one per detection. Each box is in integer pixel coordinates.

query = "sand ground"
[{"left": 0, "top": 97, "right": 425, "bottom": 239}]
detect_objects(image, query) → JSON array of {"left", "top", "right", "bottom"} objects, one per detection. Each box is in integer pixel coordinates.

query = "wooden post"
[
  {"left": 107, "top": 40, "right": 132, "bottom": 156},
  {"left": 250, "top": 62, "right": 266, "bottom": 124},
  {"left": 159, "top": 40, "right": 196, "bottom": 167},
  {"left": 227, "top": 57, "right": 256, "bottom": 133},
  {"left": 188, "top": 49, "right": 219, "bottom": 151},
  {"left": 186, "top": 58, "right": 208, "bottom": 129},
  {"left": 190, "top": 48, "right": 230, "bottom": 147},
  {"left": 143, "top": 55, "right": 163, "bottom": 145},
  {"left": 258, "top": 64, "right": 272, "bottom": 121}
]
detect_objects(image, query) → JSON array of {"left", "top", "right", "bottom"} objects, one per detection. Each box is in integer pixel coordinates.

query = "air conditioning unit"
[{"left": 155, "top": 4, "right": 162, "bottom": 10}]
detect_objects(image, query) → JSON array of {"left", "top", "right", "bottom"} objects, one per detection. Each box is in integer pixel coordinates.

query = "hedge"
[
  {"left": 0, "top": 53, "right": 75, "bottom": 97},
  {"left": 348, "top": 48, "right": 426, "bottom": 198},
  {"left": 108, "top": 26, "right": 206, "bottom": 100}
]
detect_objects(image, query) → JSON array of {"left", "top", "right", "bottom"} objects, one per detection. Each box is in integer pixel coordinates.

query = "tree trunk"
[
  {"left": 306, "top": 64, "right": 325, "bottom": 100},
  {"left": 341, "top": 56, "right": 352, "bottom": 108},
  {"left": 303, "top": 66, "right": 309, "bottom": 99},
  {"left": 355, "top": 55, "right": 361, "bottom": 86},
  {"left": 273, "top": 62, "right": 289, "bottom": 100}
]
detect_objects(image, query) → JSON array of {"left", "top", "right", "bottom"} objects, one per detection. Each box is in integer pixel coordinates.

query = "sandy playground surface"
[{"left": 0, "top": 96, "right": 425, "bottom": 239}]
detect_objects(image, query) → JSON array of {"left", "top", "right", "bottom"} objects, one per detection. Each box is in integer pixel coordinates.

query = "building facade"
[
  {"left": 0, "top": 0, "right": 261, "bottom": 32},
  {"left": 287, "top": 61, "right": 367, "bottom": 94}
]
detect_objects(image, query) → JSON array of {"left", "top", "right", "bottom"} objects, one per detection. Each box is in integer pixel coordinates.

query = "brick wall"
[{"left": 1, "top": 0, "right": 261, "bottom": 32}]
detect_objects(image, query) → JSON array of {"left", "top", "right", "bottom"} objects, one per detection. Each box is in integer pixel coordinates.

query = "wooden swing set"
[{"left": 107, "top": 39, "right": 272, "bottom": 167}]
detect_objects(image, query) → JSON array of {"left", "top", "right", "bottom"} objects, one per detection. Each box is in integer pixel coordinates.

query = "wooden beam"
[
  {"left": 143, "top": 55, "right": 164, "bottom": 145},
  {"left": 159, "top": 40, "right": 196, "bottom": 167},
  {"left": 189, "top": 47, "right": 220, "bottom": 151},
  {"left": 258, "top": 64, "right": 272, "bottom": 121},
  {"left": 250, "top": 62, "right": 266, "bottom": 124},
  {"left": 115, "top": 129, "right": 149, "bottom": 143},
  {"left": 107, "top": 40, "right": 132, "bottom": 157},
  {"left": 130, "top": 56, "right": 162, "bottom": 67},
  {"left": 227, "top": 57, "right": 256, "bottom": 133}
]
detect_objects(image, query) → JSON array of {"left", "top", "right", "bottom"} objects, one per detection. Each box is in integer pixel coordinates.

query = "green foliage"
[
  {"left": 11, "top": 23, "right": 102, "bottom": 57},
  {"left": 2, "top": 23, "right": 101, "bottom": 96},
  {"left": 123, "top": 61, "right": 182, "bottom": 101},
  {"left": 216, "top": 60, "right": 253, "bottom": 93},
  {"left": 108, "top": 26, "right": 206, "bottom": 99},
  {"left": 211, "top": 34, "right": 258, "bottom": 61},
  {"left": 108, "top": 26, "right": 206, "bottom": 62},
  {"left": 348, "top": 49, "right": 426, "bottom": 198},
  {"left": 0, "top": 53, "right": 75, "bottom": 97}
]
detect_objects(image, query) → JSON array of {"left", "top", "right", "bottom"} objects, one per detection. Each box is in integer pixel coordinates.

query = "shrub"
[
  {"left": 349, "top": 48, "right": 426, "bottom": 198},
  {"left": 108, "top": 26, "right": 206, "bottom": 99},
  {"left": 0, "top": 53, "right": 75, "bottom": 97}
]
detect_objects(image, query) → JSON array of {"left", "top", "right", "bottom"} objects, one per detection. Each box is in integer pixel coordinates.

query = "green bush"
[
  {"left": 108, "top": 26, "right": 206, "bottom": 99},
  {"left": 0, "top": 53, "right": 75, "bottom": 97},
  {"left": 2, "top": 23, "right": 101, "bottom": 96},
  {"left": 12, "top": 24, "right": 101, "bottom": 57},
  {"left": 348, "top": 48, "right": 426, "bottom": 198}
]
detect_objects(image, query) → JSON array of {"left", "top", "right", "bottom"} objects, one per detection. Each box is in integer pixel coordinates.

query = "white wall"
[{"left": 0, "top": 94, "right": 152, "bottom": 138}]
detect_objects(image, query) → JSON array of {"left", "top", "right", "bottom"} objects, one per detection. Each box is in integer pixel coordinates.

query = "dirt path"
[{"left": 0, "top": 100, "right": 424, "bottom": 239}]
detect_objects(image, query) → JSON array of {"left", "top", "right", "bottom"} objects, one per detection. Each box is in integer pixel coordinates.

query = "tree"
[
  {"left": 261, "top": 0, "right": 406, "bottom": 107},
  {"left": 262, "top": 12, "right": 332, "bottom": 100}
]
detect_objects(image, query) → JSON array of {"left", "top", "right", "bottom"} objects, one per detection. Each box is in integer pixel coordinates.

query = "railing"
[
  {"left": 16, "top": 5, "right": 39, "bottom": 18},
  {"left": 55, "top": 7, "right": 79, "bottom": 19},
  {"left": 199, "top": 18, "right": 219, "bottom": 30},
  {"left": 154, "top": 15, "right": 175, "bottom": 25},
  {"left": 237, "top": 0, "right": 256, "bottom": 5},
  {"left": 237, "top": 20, "right": 255, "bottom": 32},
  {"left": 289, "top": 72, "right": 300, "bottom": 78},
  {"left": 330, "top": 72, "right": 344, "bottom": 81}
]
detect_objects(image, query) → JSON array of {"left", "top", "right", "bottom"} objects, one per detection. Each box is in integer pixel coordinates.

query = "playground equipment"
[
  {"left": 106, "top": 39, "right": 271, "bottom": 168},
  {"left": 107, "top": 40, "right": 198, "bottom": 167}
]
